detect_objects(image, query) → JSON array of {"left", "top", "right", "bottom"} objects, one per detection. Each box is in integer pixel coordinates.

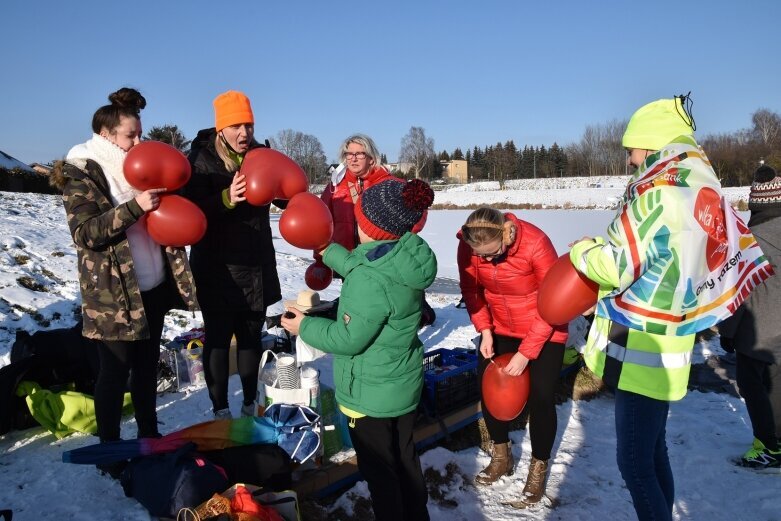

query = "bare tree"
[
  {"left": 751, "top": 108, "right": 781, "bottom": 147},
  {"left": 574, "top": 119, "right": 627, "bottom": 176},
  {"left": 399, "top": 126, "right": 435, "bottom": 179},
  {"left": 269, "top": 129, "right": 328, "bottom": 183}
]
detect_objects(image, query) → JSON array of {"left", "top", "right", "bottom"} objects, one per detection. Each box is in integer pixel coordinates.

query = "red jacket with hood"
[
  {"left": 457, "top": 213, "right": 567, "bottom": 359},
  {"left": 321, "top": 166, "right": 426, "bottom": 252}
]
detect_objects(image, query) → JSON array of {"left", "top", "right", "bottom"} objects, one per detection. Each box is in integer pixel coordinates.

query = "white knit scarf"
[{"left": 66, "top": 134, "right": 141, "bottom": 205}]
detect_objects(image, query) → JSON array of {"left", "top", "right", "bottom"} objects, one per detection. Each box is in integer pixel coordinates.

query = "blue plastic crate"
[{"left": 422, "top": 348, "right": 479, "bottom": 416}]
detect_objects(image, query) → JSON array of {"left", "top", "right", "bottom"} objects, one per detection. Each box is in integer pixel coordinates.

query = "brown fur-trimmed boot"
[{"left": 474, "top": 441, "right": 514, "bottom": 485}]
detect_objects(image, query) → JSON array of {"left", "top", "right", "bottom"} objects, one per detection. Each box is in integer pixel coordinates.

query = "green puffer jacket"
[
  {"left": 299, "top": 232, "right": 437, "bottom": 417},
  {"left": 51, "top": 159, "right": 198, "bottom": 341}
]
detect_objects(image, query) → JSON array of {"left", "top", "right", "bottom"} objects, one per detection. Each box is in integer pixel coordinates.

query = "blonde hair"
[
  {"left": 214, "top": 134, "right": 239, "bottom": 173},
  {"left": 461, "top": 207, "right": 516, "bottom": 247}
]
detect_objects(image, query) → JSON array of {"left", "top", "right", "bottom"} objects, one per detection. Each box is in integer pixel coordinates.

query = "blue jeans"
[{"left": 614, "top": 389, "right": 674, "bottom": 521}]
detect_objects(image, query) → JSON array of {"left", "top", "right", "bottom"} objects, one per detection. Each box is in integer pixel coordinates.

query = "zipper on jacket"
[{"left": 110, "top": 248, "right": 132, "bottom": 310}]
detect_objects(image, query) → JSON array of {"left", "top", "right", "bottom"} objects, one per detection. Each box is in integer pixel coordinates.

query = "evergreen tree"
[
  {"left": 452, "top": 147, "right": 464, "bottom": 160},
  {"left": 144, "top": 124, "right": 191, "bottom": 154}
]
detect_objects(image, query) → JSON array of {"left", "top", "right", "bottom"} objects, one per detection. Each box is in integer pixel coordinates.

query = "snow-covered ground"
[{"left": 0, "top": 180, "right": 777, "bottom": 520}]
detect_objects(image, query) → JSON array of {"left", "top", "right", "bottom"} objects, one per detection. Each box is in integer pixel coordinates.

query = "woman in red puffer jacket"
[{"left": 457, "top": 207, "right": 567, "bottom": 508}]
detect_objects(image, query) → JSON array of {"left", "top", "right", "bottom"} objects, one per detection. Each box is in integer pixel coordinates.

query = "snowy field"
[{"left": 0, "top": 180, "right": 777, "bottom": 520}]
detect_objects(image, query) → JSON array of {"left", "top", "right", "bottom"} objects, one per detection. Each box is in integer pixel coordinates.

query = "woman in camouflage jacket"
[{"left": 50, "top": 88, "right": 197, "bottom": 453}]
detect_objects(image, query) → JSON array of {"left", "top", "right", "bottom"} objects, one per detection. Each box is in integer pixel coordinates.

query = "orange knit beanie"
[{"left": 213, "top": 90, "right": 254, "bottom": 131}]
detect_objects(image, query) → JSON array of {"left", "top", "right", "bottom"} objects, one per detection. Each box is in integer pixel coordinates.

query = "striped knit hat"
[
  {"left": 749, "top": 165, "right": 781, "bottom": 210},
  {"left": 355, "top": 179, "right": 434, "bottom": 240}
]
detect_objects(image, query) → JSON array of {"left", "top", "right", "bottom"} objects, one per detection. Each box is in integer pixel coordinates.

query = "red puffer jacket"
[
  {"left": 321, "top": 166, "right": 427, "bottom": 251},
  {"left": 457, "top": 213, "right": 568, "bottom": 359}
]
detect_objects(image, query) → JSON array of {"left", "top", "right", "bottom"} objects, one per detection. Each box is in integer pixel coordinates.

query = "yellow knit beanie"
[
  {"left": 622, "top": 97, "right": 694, "bottom": 151},
  {"left": 213, "top": 90, "right": 254, "bottom": 132}
]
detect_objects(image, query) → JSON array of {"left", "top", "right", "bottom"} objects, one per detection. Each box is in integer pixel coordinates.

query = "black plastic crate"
[{"left": 422, "top": 348, "right": 479, "bottom": 416}]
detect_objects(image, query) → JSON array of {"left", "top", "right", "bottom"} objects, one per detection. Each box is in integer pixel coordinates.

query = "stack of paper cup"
[
  {"left": 300, "top": 366, "right": 320, "bottom": 411},
  {"left": 276, "top": 354, "right": 300, "bottom": 389}
]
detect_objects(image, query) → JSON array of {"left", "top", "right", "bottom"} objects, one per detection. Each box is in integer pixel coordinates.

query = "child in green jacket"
[{"left": 282, "top": 179, "right": 436, "bottom": 521}]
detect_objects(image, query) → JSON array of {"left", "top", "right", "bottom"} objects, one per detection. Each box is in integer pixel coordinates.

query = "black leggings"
[
  {"left": 95, "top": 281, "right": 169, "bottom": 441},
  {"left": 736, "top": 352, "right": 780, "bottom": 450},
  {"left": 201, "top": 308, "right": 265, "bottom": 412},
  {"left": 478, "top": 334, "right": 564, "bottom": 460}
]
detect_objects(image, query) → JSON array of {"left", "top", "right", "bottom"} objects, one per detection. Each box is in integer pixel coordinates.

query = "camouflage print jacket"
[{"left": 50, "top": 159, "right": 198, "bottom": 341}]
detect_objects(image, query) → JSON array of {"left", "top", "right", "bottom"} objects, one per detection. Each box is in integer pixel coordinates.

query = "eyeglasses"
[
  {"left": 345, "top": 152, "right": 368, "bottom": 160},
  {"left": 473, "top": 244, "right": 504, "bottom": 259}
]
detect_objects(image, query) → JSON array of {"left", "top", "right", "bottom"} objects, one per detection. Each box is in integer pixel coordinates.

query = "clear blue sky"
[{"left": 2, "top": 0, "right": 780, "bottom": 165}]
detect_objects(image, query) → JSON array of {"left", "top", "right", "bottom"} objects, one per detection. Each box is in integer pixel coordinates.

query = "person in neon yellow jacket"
[{"left": 569, "top": 94, "right": 772, "bottom": 521}]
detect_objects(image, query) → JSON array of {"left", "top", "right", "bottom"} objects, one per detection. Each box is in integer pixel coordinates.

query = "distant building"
[
  {"left": 440, "top": 159, "right": 468, "bottom": 184},
  {"left": 30, "top": 163, "right": 52, "bottom": 175},
  {"left": 385, "top": 162, "right": 414, "bottom": 176}
]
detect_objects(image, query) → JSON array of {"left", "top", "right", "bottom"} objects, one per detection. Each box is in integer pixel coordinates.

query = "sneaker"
[
  {"left": 213, "top": 408, "right": 232, "bottom": 420},
  {"left": 739, "top": 438, "right": 781, "bottom": 469},
  {"left": 241, "top": 403, "right": 256, "bottom": 417}
]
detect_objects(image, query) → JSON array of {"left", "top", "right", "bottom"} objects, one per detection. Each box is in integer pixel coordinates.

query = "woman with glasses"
[
  {"left": 320, "top": 134, "right": 435, "bottom": 325},
  {"left": 182, "top": 90, "right": 283, "bottom": 419},
  {"left": 457, "top": 207, "right": 567, "bottom": 508},
  {"left": 322, "top": 134, "right": 424, "bottom": 254}
]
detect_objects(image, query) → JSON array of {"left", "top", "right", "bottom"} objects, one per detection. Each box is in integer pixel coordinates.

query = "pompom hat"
[
  {"left": 355, "top": 179, "right": 434, "bottom": 240},
  {"left": 213, "top": 90, "right": 254, "bottom": 132},
  {"left": 749, "top": 165, "right": 781, "bottom": 210},
  {"left": 622, "top": 97, "right": 694, "bottom": 151}
]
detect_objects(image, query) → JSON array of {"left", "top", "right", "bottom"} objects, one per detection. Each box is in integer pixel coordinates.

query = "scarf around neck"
[{"left": 66, "top": 134, "right": 141, "bottom": 206}]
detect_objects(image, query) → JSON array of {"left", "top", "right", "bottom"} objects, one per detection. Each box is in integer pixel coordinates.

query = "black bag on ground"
[
  {"left": 200, "top": 443, "right": 293, "bottom": 491},
  {"left": 0, "top": 321, "right": 99, "bottom": 435},
  {"left": 120, "top": 442, "right": 229, "bottom": 518}
]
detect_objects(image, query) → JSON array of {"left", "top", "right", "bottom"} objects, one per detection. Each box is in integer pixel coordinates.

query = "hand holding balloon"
[
  {"left": 501, "top": 352, "right": 529, "bottom": 377},
  {"left": 135, "top": 188, "right": 167, "bottom": 212},
  {"left": 482, "top": 353, "right": 530, "bottom": 421},
  {"left": 228, "top": 172, "right": 247, "bottom": 204}
]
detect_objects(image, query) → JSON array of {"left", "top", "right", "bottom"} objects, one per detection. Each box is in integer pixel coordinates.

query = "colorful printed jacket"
[
  {"left": 51, "top": 159, "right": 198, "bottom": 341},
  {"left": 570, "top": 135, "right": 772, "bottom": 400},
  {"left": 299, "top": 233, "right": 437, "bottom": 417}
]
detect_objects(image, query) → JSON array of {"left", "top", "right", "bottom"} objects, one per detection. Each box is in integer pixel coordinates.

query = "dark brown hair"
[{"left": 91, "top": 87, "right": 146, "bottom": 134}]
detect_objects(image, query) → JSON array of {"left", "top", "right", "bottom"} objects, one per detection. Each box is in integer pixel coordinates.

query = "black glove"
[{"left": 720, "top": 336, "right": 735, "bottom": 353}]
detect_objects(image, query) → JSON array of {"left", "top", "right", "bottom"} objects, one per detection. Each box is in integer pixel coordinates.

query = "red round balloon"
[
  {"left": 241, "top": 148, "right": 281, "bottom": 206},
  {"left": 146, "top": 195, "right": 207, "bottom": 247},
  {"left": 124, "top": 141, "right": 191, "bottom": 191},
  {"left": 279, "top": 192, "right": 334, "bottom": 250},
  {"left": 537, "top": 253, "right": 599, "bottom": 326},
  {"left": 482, "top": 353, "right": 530, "bottom": 421},
  {"left": 305, "top": 261, "right": 333, "bottom": 291}
]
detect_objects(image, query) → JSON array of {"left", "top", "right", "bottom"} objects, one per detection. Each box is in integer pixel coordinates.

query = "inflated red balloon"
[
  {"left": 305, "top": 260, "right": 333, "bottom": 291},
  {"left": 146, "top": 195, "right": 207, "bottom": 247},
  {"left": 482, "top": 353, "right": 530, "bottom": 421},
  {"left": 241, "top": 148, "right": 281, "bottom": 206},
  {"left": 537, "top": 253, "right": 599, "bottom": 326},
  {"left": 276, "top": 156, "right": 309, "bottom": 199},
  {"left": 279, "top": 192, "right": 333, "bottom": 249},
  {"left": 124, "top": 141, "right": 191, "bottom": 191}
]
